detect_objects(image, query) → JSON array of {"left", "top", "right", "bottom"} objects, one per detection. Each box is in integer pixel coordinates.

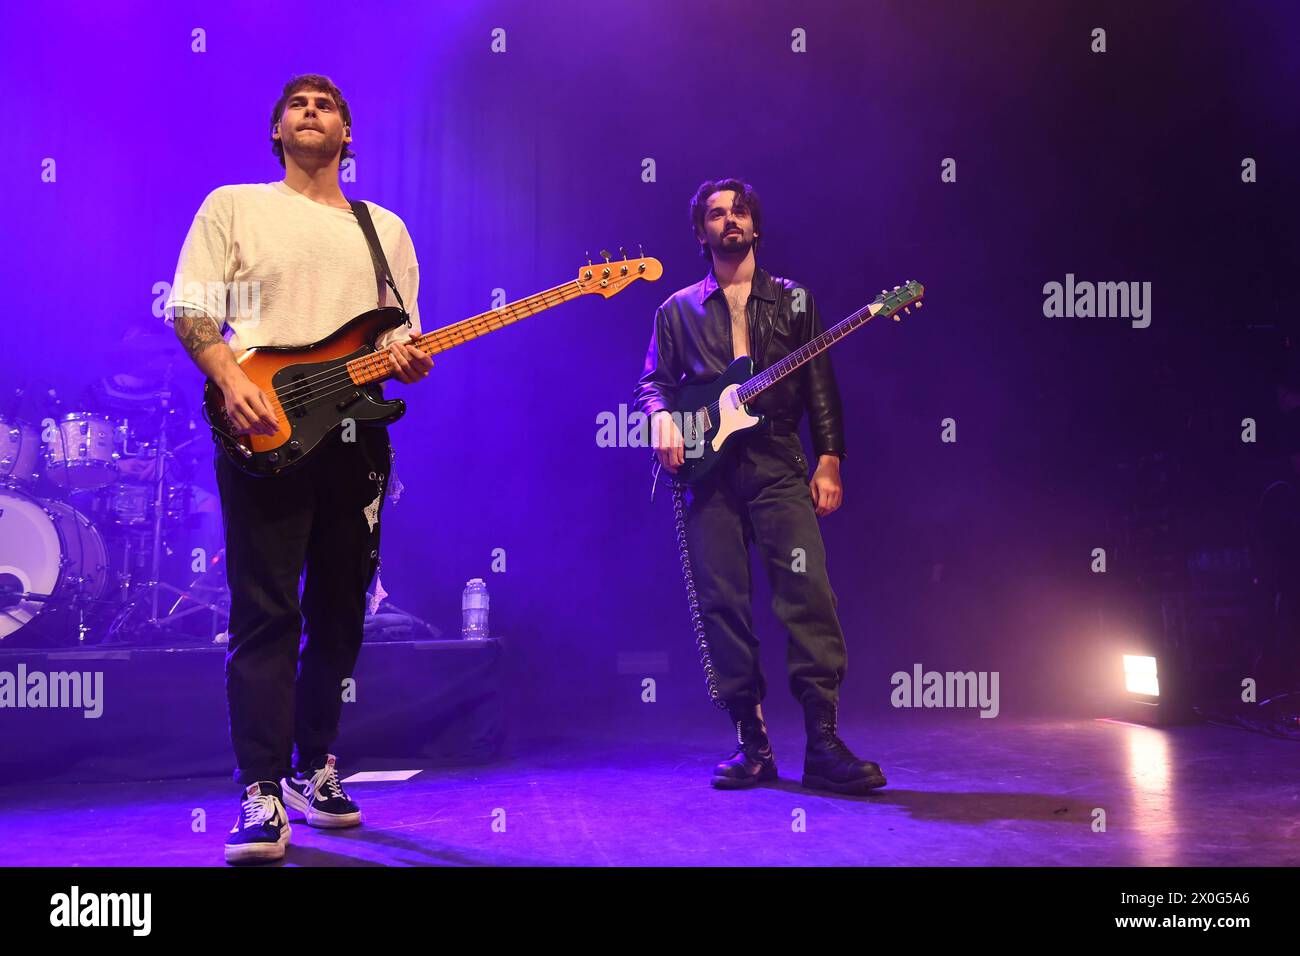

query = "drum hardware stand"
[
  {"left": 104, "top": 574, "right": 229, "bottom": 644},
  {"left": 0, "top": 584, "right": 117, "bottom": 646},
  {"left": 163, "top": 553, "right": 229, "bottom": 629},
  {"left": 146, "top": 365, "right": 174, "bottom": 624},
  {"left": 0, "top": 585, "right": 56, "bottom": 609},
  {"left": 101, "top": 363, "right": 227, "bottom": 644},
  {"left": 68, "top": 584, "right": 108, "bottom": 644}
]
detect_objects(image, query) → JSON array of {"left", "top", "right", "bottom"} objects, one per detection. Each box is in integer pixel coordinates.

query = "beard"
[
  {"left": 285, "top": 127, "right": 344, "bottom": 166},
  {"left": 711, "top": 230, "right": 754, "bottom": 259}
]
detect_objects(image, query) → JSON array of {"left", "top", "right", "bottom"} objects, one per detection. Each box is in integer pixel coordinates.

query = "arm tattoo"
[{"left": 172, "top": 307, "right": 225, "bottom": 358}]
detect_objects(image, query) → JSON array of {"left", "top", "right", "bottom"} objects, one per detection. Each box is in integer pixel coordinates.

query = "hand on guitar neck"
[{"left": 383, "top": 340, "right": 434, "bottom": 385}]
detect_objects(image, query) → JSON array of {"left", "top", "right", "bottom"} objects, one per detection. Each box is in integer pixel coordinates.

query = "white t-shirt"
[{"left": 165, "top": 181, "right": 420, "bottom": 353}]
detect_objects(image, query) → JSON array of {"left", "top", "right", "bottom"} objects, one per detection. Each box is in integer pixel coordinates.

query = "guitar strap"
[{"left": 348, "top": 199, "right": 410, "bottom": 324}]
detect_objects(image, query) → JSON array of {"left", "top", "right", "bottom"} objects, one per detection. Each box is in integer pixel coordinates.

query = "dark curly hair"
[
  {"left": 688, "top": 178, "right": 763, "bottom": 261},
  {"left": 269, "top": 74, "right": 355, "bottom": 169}
]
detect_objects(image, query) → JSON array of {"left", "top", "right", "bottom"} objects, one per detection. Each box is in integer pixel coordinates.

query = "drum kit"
[{"left": 0, "top": 337, "right": 228, "bottom": 647}]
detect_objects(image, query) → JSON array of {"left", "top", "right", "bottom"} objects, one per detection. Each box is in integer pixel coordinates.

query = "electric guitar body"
[
  {"left": 668, "top": 280, "right": 926, "bottom": 486},
  {"left": 671, "top": 356, "right": 762, "bottom": 486}
]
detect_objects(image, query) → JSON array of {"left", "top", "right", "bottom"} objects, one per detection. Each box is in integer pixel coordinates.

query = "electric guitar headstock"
[
  {"left": 875, "top": 280, "right": 925, "bottom": 320},
  {"left": 576, "top": 247, "right": 664, "bottom": 298}
]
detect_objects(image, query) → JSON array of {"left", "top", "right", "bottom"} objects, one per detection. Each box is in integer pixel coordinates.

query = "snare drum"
[
  {"left": 85, "top": 478, "right": 195, "bottom": 528},
  {"left": 0, "top": 416, "right": 41, "bottom": 485},
  {"left": 101, "top": 482, "right": 153, "bottom": 526},
  {"left": 43, "top": 412, "right": 121, "bottom": 490}
]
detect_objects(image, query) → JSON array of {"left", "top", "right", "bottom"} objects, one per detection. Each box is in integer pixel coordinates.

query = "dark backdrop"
[{"left": 5, "top": 0, "right": 1297, "bottom": 737}]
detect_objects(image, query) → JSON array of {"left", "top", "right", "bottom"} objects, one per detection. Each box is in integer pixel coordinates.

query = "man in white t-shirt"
[{"left": 166, "top": 73, "right": 433, "bottom": 865}]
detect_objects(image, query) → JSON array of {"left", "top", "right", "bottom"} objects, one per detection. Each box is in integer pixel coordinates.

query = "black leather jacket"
[{"left": 632, "top": 265, "right": 845, "bottom": 458}]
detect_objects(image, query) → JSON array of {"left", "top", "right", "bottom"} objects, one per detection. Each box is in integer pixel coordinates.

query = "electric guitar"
[
  {"left": 668, "top": 280, "right": 924, "bottom": 485},
  {"left": 205, "top": 252, "right": 664, "bottom": 476}
]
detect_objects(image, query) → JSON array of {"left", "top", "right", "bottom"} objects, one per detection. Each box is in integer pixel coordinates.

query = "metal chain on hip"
[{"left": 669, "top": 475, "right": 728, "bottom": 711}]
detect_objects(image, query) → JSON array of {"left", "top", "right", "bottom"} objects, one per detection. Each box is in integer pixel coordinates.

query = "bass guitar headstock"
[{"left": 576, "top": 247, "right": 663, "bottom": 298}]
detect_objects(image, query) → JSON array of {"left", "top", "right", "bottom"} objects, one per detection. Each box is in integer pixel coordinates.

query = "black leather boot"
[
  {"left": 712, "top": 703, "right": 779, "bottom": 790},
  {"left": 802, "top": 702, "right": 887, "bottom": 793}
]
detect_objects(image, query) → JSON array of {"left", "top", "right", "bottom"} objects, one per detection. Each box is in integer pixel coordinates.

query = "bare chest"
[{"left": 724, "top": 285, "right": 752, "bottom": 359}]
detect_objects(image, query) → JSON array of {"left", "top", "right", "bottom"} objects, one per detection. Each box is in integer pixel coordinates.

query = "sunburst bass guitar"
[{"left": 205, "top": 253, "right": 663, "bottom": 476}]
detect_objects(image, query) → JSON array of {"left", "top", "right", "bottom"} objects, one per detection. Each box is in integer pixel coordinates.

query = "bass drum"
[{"left": 0, "top": 488, "right": 109, "bottom": 645}]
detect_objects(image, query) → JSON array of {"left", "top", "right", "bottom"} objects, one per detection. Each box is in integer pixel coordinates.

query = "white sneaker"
[
  {"left": 281, "top": 755, "right": 362, "bottom": 828},
  {"left": 224, "top": 781, "right": 291, "bottom": 865}
]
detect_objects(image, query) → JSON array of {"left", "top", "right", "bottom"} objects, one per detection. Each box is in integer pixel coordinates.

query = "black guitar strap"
[{"left": 348, "top": 199, "right": 409, "bottom": 323}]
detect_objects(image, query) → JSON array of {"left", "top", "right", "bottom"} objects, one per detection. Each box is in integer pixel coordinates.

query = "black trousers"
[
  {"left": 683, "top": 430, "right": 847, "bottom": 712},
  {"left": 214, "top": 426, "right": 391, "bottom": 786}
]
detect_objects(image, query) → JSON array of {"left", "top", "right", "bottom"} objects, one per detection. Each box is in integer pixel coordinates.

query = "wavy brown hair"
[
  {"left": 269, "top": 73, "right": 355, "bottom": 169},
  {"left": 689, "top": 178, "right": 763, "bottom": 261}
]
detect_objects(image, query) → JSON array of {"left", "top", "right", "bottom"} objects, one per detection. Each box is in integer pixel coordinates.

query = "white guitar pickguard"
[{"left": 710, "top": 384, "right": 761, "bottom": 453}]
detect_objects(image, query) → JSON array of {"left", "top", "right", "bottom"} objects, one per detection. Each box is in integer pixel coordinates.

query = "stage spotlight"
[
  {"left": 1123, "top": 654, "right": 1160, "bottom": 697},
  {"left": 1116, "top": 650, "right": 1190, "bottom": 725}
]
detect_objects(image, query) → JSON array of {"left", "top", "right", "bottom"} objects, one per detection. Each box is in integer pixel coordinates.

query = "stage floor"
[{"left": 1, "top": 716, "right": 1295, "bottom": 867}]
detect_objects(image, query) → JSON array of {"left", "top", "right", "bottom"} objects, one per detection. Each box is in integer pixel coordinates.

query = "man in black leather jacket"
[{"left": 633, "top": 179, "right": 886, "bottom": 794}]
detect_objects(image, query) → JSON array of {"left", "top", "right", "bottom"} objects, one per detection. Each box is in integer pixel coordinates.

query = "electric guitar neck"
[
  {"left": 346, "top": 280, "right": 586, "bottom": 385},
  {"left": 737, "top": 280, "right": 925, "bottom": 403}
]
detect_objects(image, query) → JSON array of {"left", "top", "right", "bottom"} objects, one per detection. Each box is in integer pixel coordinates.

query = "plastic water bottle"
[{"left": 461, "top": 578, "right": 489, "bottom": 640}]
